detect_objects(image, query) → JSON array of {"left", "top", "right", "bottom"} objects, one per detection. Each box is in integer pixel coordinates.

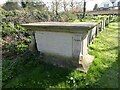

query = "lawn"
[{"left": 2, "top": 21, "right": 119, "bottom": 88}]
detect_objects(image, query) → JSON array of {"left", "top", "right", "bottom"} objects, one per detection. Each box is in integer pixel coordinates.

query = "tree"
[
  {"left": 27, "top": 2, "right": 47, "bottom": 11},
  {"left": 51, "top": 1, "right": 55, "bottom": 15},
  {"left": 70, "top": 0, "right": 75, "bottom": 12},
  {"left": 51, "top": 0, "right": 62, "bottom": 16},
  {"left": 20, "top": 0, "right": 29, "bottom": 8},
  {"left": 63, "top": 0, "right": 68, "bottom": 12},
  {"left": 82, "top": 0, "right": 86, "bottom": 19},
  {"left": 69, "top": 0, "right": 82, "bottom": 13},
  {"left": 55, "top": 0, "right": 62, "bottom": 15},
  {"left": 93, "top": 4, "right": 98, "bottom": 11},
  {"left": 19, "top": 0, "right": 48, "bottom": 11},
  {"left": 2, "top": 1, "right": 21, "bottom": 11}
]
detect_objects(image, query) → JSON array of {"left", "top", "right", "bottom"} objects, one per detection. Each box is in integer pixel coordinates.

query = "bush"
[
  {"left": 2, "top": 22, "right": 31, "bottom": 55},
  {"left": 1, "top": 10, "right": 31, "bottom": 56},
  {"left": 2, "top": 2, "right": 21, "bottom": 11}
]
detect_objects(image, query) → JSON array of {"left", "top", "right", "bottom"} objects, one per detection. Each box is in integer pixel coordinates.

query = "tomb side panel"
[{"left": 35, "top": 31, "right": 73, "bottom": 57}]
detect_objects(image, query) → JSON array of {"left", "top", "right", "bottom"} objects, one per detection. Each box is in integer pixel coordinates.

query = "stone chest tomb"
[{"left": 22, "top": 22, "right": 97, "bottom": 72}]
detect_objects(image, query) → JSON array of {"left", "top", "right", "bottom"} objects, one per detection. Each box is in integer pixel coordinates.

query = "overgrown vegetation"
[
  {"left": 1, "top": 10, "right": 31, "bottom": 57},
  {"left": 2, "top": 22, "right": 118, "bottom": 88},
  {"left": 1, "top": 0, "right": 119, "bottom": 88},
  {"left": 0, "top": 0, "right": 83, "bottom": 58}
]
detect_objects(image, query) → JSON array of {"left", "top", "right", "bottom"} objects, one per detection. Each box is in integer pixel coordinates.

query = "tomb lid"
[{"left": 21, "top": 22, "right": 97, "bottom": 33}]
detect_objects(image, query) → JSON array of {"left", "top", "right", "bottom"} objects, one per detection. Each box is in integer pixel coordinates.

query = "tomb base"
[
  {"left": 39, "top": 52, "right": 94, "bottom": 72},
  {"left": 77, "top": 54, "right": 94, "bottom": 73}
]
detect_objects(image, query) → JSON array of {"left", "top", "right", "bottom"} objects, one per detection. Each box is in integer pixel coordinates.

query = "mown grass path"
[{"left": 2, "top": 22, "right": 118, "bottom": 88}]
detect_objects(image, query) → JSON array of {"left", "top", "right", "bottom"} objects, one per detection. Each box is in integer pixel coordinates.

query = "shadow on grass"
[
  {"left": 87, "top": 57, "right": 119, "bottom": 88},
  {"left": 2, "top": 51, "right": 73, "bottom": 88},
  {"left": 96, "top": 61, "right": 118, "bottom": 88},
  {"left": 2, "top": 21, "right": 119, "bottom": 88},
  {"left": 2, "top": 49, "right": 119, "bottom": 88}
]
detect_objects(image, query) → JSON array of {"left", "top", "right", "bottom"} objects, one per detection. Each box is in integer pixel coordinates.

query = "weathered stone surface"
[
  {"left": 78, "top": 54, "right": 94, "bottom": 73},
  {"left": 28, "top": 31, "right": 38, "bottom": 52},
  {"left": 87, "top": 26, "right": 97, "bottom": 45},
  {"left": 21, "top": 22, "right": 97, "bottom": 33},
  {"left": 35, "top": 31, "right": 73, "bottom": 57},
  {"left": 21, "top": 22, "right": 97, "bottom": 72}
]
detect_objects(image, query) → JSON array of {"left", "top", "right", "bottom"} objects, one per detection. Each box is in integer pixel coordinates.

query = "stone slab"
[{"left": 21, "top": 22, "right": 97, "bottom": 33}]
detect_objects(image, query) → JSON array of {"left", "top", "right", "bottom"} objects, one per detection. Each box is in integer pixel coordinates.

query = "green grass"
[{"left": 2, "top": 22, "right": 119, "bottom": 88}]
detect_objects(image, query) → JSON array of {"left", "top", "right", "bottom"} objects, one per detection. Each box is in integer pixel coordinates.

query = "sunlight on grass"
[{"left": 2, "top": 21, "right": 118, "bottom": 88}]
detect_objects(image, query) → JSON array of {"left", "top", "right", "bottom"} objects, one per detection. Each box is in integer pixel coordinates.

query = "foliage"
[
  {"left": 2, "top": 22, "right": 118, "bottom": 88},
  {"left": 20, "top": 0, "right": 28, "bottom": 8},
  {"left": 59, "top": 12, "right": 79, "bottom": 22},
  {"left": 1, "top": 21, "right": 30, "bottom": 55},
  {"left": 0, "top": 9, "right": 31, "bottom": 56},
  {"left": 26, "top": 1, "right": 48, "bottom": 12},
  {"left": 30, "top": 9, "right": 49, "bottom": 22},
  {"left": 1, "top": 1, "right": 119, "bottom": 88},
  {"left": 2, "top": 2, "right": 21, "bottom": 11},
  {"left": 110, "top": 16, "right": 120, "bottom": 22}
]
